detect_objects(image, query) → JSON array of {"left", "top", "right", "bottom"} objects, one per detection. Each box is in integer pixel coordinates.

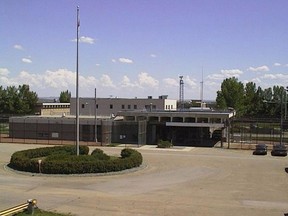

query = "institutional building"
[
  {"left": 8, "top": 96, "right": 236, "bottom": 147},
  {"left": 70, "top": 95, "right": 177, "bottom": 117}
]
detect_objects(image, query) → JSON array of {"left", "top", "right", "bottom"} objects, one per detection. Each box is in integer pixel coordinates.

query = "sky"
[{"left": 1, "top": 0, "right": 288, "bottom": 101}]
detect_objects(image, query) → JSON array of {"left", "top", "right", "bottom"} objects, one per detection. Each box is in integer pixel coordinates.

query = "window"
[
  {"left": 128, "top": 105, "right": 131, "bottom": 109},
  {"left": 96, "top": 104, "right": 98, "bottom": 109},
  {"left": 110, "top": 104, "right": 113, "bottom": 109},
  {"left": 81, "top": 104, "right": 85, "bottom": 108},
  {"left": 134, "top": 105, "right": 137, "bottom": 109},
  {"left": 38, "top": 132, "right": 49, "bottom": 138},
  {"left": 122, "top": 105, "right": 125, "bottom": 109}
]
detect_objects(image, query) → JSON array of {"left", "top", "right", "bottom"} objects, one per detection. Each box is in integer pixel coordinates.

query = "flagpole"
[{"left": 76, "top": 6, "right": 80, "bottom": 156}]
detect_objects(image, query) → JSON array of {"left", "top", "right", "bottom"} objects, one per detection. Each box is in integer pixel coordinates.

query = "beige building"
[
  {"left": 70, "top": 96, "right": 177, "bottom": 117},
  {"left": 35, "top": 103, "right": 70, "bottom": 116}
]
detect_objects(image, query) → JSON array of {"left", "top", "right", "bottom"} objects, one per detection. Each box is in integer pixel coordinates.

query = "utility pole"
[
  {"left": 280, "top": 87, "right": 288, "bottom": 145},
  {"left": 95, "top": 88, "right": 97, "bottom": 143}
]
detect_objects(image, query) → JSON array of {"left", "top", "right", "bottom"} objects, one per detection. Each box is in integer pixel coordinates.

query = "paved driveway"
[{"left": 0, "top": 143, "right": 288, "bottom": 216}]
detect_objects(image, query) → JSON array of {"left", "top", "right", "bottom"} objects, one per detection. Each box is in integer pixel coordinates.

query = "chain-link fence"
[
  {"left": 1, "top": 116, "right": 287, "bottom": 149},
  {"left": 229, "top": 117, "right": 288, "bottom": 149},
  {"left": 0, "top": 116, "right": 112, "bottom": 146}
]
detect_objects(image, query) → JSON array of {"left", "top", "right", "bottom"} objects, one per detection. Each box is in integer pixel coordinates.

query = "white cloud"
[
  {"left": 251, "top": 77, "right": 262, "bottom": 84},
  {"left": 221, "top": 69, "right": 243, "bottom": 77},
  {"left": 207, "top": 69, "right": 243, "bottom": 80},
  {"left": 118, "top": 58, "right": 133, "bottom": 64},
  {"left": 120, "top": 75, "right": 137, "bottom": 88},
  {"left": 185, "top": 76, "right": 197, "bottom": 88},
  {"left": 80, "top": 36, "right": 95, "bottom": 44},
  {"left": 112, "top": 59, "right": 116, "bottom": 63},
  {"left": 138, "top": 72, "right": 159, "bottom": 88},
  {"left": 18, "top": 71, "right": 43, "bottom": 88},
  {"left": 150, "top": 54, "right": 157, "bottom": 58},
  {"left": 14, "top": 44, "right": 23, "bottom": 50},
  {"left": 207, "top": 73, "right": 226, "bottom": 80},
  {"left": 72, "top": 36, "right": 95, "bottom": 44},
  {"left": 43, "top": 69, "right": 75, "bottom": 88},
  {"left": 262, "top": 73, "right": 288, "bottom": 80},
  {"left": 22, "top": 58, "right": 32, "bottom": 63},
  {"left": 274, "top": 63, "right": 281, "bottom": 66},
  {"left": 0, "top": 68, "right": 222, "bottom": 100},
  {"left": 163, "top": 78, "right": 178, "bottom": 87},
  {"left": 99, "top": 74, "right": 116, "bottom": 88},
  {"left": 247, "top": 65, "right": 269, "bottom": 72},
  {"left": 0, "top": 68, "right": 10, "bottom": 76},
  {"left": 262, "top": 74, "right": 276, "bottom": 79}
]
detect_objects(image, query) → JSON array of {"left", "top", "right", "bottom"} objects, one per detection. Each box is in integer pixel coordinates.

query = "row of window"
[
  {"left": 165, "top": 105, "right": 174, "bottom": 109},
  {"left": 42, "top": 105, "right": 70, "bottom": 109},
  {"left": 81, "top": 104, "right": 142, "bottom": 110}
]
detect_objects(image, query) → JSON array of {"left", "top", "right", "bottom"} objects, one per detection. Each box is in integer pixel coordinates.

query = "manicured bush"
[
  {"left": 157, "top": 140, "right": 173, "bottom": 148},
  {"left": 91, "top": 148, "right": 110, "bottom": 160},
  {"left": 121, "top": 148, "right": 135, "bottom": 158},
  {"left": 9, "top": 145, "right": 89, "bottom": 173},
  {"left": 9, "top": 146, "right": 142, "bottom": 174}
]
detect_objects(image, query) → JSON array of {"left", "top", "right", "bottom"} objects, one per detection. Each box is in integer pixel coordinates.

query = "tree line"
[
  {"left": 0, "top": 85, "right": 71, "bottom": 115},
  {"left": 0, "top": 85, "right": 38, "bottom": 115},
  {"left": 216, "top": 77, "right": 288, "bottom": 118}
]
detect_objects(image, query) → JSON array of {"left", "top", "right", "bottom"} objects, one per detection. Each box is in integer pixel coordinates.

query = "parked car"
[
  {"left": 253, "top": 144, "right": 267, "bottom": 155},
  {"left": 271, "top": 144, "right": 287, "bottom": 157}
]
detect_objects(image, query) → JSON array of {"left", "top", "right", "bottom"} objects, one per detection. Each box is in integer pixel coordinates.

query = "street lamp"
[
  {"left": 264, "top": 87, "right": 288, "bottom": 146},
  {"left": 94, "top": 88, "right": 97, "bottom": 143},
  {"left": 280, "top": 87, "right": 288, "bottom": 145}
]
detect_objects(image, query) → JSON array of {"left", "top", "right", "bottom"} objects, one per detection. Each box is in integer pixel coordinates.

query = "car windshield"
[{"left": 256, "top": 145, "right": 266, "bottom": 149}]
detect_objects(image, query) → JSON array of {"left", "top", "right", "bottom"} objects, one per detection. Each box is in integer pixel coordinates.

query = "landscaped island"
[{"left": 9, "top": 145, "right": 142, "bottom": 174}]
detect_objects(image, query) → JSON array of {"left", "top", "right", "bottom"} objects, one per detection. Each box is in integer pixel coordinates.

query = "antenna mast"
[
  {"left": 179, "top": 76, "right": 184, "bottom": 110},
  {"left": 200, "top": 67, "right": 204, "bottom": 104}
]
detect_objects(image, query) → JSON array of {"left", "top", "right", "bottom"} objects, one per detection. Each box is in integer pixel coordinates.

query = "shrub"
[
  {"left": 91, "top": 148, "right": 110, "bottom": 160},
  {"left": 157, "top": 140, "right": 173, "bottom": 148},
  {"left": 9, "top": 146, "right": 142, "bottom": 174},
  {"left": 121, "top": 148, "right": 135, "bottom": 158}
]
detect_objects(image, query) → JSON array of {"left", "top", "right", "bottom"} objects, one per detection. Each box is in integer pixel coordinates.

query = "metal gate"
[
  {"left": 101, "top": 119, "right": 112, "bottom": 145},
  {"left": 138, "top": 120, "right": 147, "bottom": 146}
]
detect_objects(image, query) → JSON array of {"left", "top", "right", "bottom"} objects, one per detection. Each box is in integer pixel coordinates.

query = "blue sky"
[{"left": 1, "top": 0, "right": 288, "bottom": 100}]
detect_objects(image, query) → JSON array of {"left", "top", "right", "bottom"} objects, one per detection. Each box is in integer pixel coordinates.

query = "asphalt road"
[{"left": 0, "top": 143, "right": 288, "bottom": 216}]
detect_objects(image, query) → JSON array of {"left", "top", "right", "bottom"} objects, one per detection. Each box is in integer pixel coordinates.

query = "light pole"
[
  {"left": 265, "top": 87, "right": 288, "bottom": 146},
  {"left": 94, "top": 88, "right": 97, "bottom": 143},
  {"left": 280, "top": 87, "right": 288, "bottom": 146}
]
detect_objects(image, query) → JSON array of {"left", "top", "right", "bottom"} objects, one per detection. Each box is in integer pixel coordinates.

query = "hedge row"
[
  {"left": 157, "top": 140, "right": 173, "bottom": 148},
  {"left": 9, "top": 146, "right": 142, "bottom": 174}
]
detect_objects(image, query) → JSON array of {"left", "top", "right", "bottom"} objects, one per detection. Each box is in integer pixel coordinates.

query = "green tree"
[
  {"left": 59, "top": 90, "right": 71, "bottom": 103},
  {"left": 216, "top": 90, "right": 226, "bottom": 109},
  {"left": 18, "top": 84, "right": 38, "bottom": 114},
  {"left": 0, "top": 84, "right": 38, "bottom": 115},
  {"left": 243, "top": 82, "right": 258, "bottom": 117},
  {"left": 216, "top": 77, "right": 245, "bottom": 115}
]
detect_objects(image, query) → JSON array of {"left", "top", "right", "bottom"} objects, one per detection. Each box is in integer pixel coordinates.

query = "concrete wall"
[{"left": 70, "top": 97, "right": 177, "bottom": 117}]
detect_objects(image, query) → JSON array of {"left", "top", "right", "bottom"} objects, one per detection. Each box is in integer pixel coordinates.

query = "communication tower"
[{"left": 179, "top": 76, "right": 184, "bottom": 110}]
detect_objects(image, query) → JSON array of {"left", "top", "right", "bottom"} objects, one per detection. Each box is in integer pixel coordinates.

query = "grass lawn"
[{"left": 14, "top": 209, "right": 72, "bottom": 216}]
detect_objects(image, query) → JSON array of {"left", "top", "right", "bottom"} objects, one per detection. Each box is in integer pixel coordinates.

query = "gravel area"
[{"left": 0, "top": 143, "right": 288, "bottom": 216}]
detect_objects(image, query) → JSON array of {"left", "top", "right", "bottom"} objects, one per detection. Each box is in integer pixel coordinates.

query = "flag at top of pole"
[{"left": 77, "top": 6, "right": 80, "bottom": 28}]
